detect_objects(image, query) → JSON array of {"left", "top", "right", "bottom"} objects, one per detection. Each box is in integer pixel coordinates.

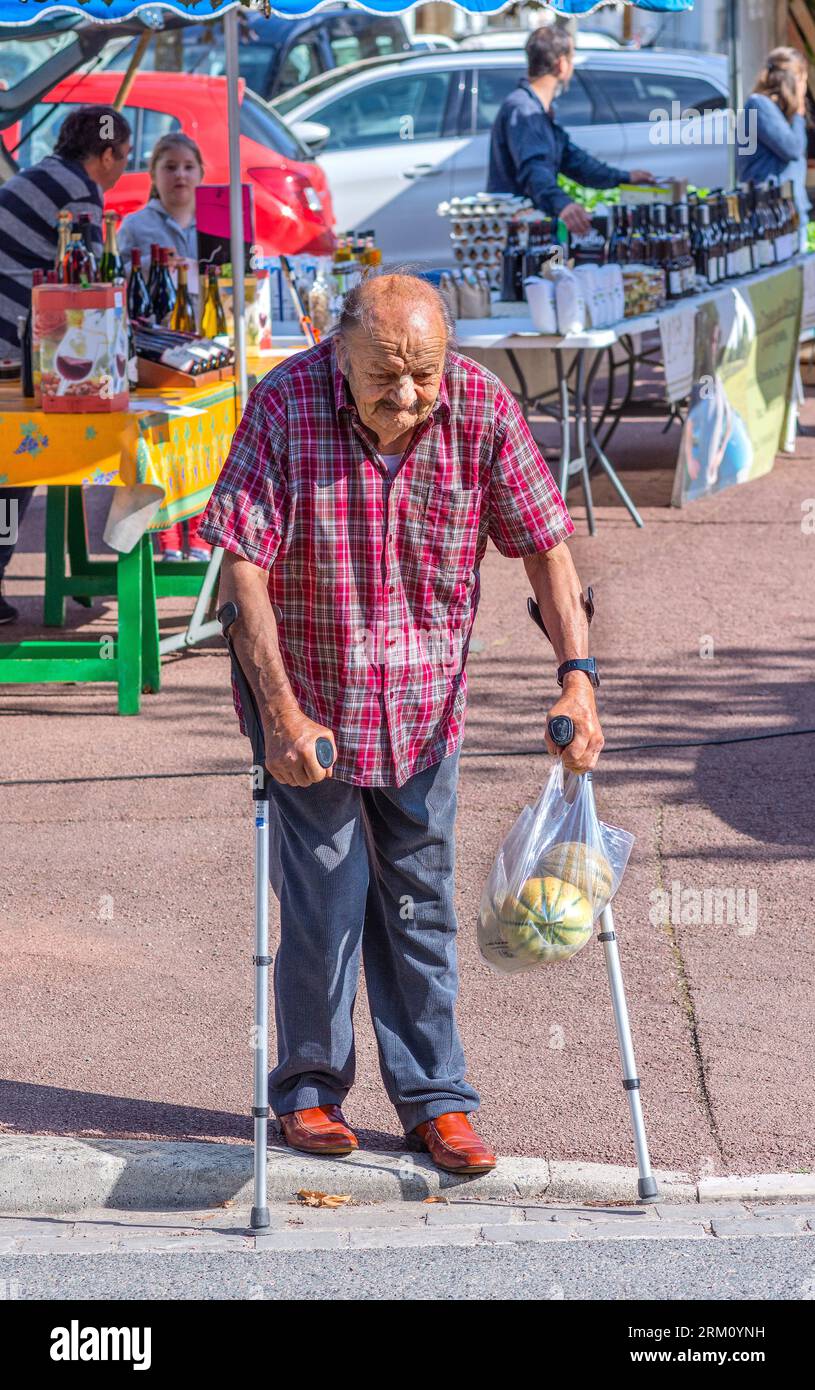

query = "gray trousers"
[{"left": 267, "top": 748, "right": 480, "bottom": 1133}]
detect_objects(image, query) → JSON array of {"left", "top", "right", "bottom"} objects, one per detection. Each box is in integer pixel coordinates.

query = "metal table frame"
[{"left": 0, "top": 486, "right": 222, "bottom": 713}]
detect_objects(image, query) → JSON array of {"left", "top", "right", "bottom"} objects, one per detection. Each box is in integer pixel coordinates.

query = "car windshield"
[
  {"left": 240, "top": 89, "right": 311, "bottom": 162},
  {"left": 272, "top": 57, "right": 407, "bottom": 117}
]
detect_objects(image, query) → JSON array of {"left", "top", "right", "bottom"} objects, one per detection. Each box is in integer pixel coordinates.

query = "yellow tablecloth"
[{"left": 0, "top": 378, "right": 238, "bottom": 542}]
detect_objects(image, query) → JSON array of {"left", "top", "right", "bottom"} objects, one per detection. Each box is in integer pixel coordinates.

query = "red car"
[{"left": 7, "top": 71, "right": 335, "bottom": 257}]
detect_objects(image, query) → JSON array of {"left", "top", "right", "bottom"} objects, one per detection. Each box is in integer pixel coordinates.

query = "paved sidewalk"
[
  {"left": 3, "top": 1198, "right": 815, "bottom": 1255},
  {"left": 1, "top": 402, "right": 813, "bottom": 1178}
]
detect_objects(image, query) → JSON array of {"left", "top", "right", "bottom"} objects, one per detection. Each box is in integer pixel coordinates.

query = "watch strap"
[{"left": 557, "top": 658, "right": 599, "bottom": 689}]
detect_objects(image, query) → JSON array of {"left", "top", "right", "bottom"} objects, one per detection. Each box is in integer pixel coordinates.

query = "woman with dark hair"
[
  {"left": 736, "top": 47, "right": 808, "bottom": 199},
  {"left": 0, "top": 104, "right": 131, "bottom": 624}
]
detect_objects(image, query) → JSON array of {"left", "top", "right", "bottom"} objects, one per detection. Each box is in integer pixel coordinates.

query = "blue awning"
[{"left": 0, "top": 0, "right": 694, "bottom": 28}]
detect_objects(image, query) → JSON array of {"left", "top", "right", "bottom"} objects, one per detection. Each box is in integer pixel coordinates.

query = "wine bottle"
[
  {"left": 55, "top": 210, "right": 72, "bottom": 283},
  {"left": 151, "top": 247, "right": 177, "bottom": 327},
  {"left": 100, "top": 212, "right": 124, "bottom": 283},
  {"left": 169, "top": 261, "right": 195, "bottom": 334},
  {"left": 147, "top": 244, "right": 161, "bottom": 300},
  {"left": 199, "top": 264, "right": 228, "bottom": 339},
  {"left": 78, "top": 212, "right": 98, "bottom": 281},
  {"left": 127, "top": 249, "right": 153, "bottom": 323},
  {"left": 64, "top": 230, "right": 92, "bottom": 286},
  {"left": 134, "top": 331, "right": 202, "bottom": 375},
  {"left": 18, "top": 268, "right": 42, "bottom": 398}
]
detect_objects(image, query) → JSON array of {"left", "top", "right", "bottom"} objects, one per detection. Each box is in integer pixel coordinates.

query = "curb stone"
[{"left": 0, "top": 1135, "right": 811, "bottom": 1215}]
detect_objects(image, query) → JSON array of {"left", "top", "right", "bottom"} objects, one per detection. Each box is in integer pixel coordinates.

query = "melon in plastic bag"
[{"left": 477, "top": 760, "right": 634, "bottom": 974}]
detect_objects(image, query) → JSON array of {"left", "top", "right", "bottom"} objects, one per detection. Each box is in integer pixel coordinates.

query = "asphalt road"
[{"left": 1, "top": 1236, "right": 813, "bottom": 1302}]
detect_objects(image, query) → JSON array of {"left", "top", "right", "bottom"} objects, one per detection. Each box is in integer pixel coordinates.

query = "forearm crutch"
[
  {"left": 530, "top": 594, "right": 659, "bottom": 1204},
  {"left": 218, "top": 600, "right": 335, "bottom": 1229}
]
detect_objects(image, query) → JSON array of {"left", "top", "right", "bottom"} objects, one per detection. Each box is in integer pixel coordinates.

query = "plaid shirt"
[{"left": 200, "top": 338, "right": 573, "bottom": 787}]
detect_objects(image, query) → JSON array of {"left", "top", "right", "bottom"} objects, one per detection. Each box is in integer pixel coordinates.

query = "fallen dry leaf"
[
  {"left": 423, "top": 1196, "right": 448, "bottom": 1204},
  {"left": 296, "top": 1189, "right": 352, "bottom": 1209},
  {"left": 217, "top": 1200, "right": 236, "bottom": 1209}
]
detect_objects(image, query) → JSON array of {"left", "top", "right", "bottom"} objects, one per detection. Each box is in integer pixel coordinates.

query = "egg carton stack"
[{"left": 437, "top": 194, "right": 532, "bottom": 291}]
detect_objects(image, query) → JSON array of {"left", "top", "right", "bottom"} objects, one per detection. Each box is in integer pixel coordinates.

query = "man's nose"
[{"left": 388, "top": 376, "right": 416, "bottom": 408}]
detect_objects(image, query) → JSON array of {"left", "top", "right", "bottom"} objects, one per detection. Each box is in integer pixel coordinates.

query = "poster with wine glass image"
[{"left": 33, "top": 284, "right": 129, "bottom": 413}]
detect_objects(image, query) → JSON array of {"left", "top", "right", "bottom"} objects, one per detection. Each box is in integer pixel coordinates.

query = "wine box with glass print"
[
  {"left": 32, "top": 284, "right": 129, "bottom": 413},
  {"left": 218, "top": 271, "right": 273, "bottom": 355}
]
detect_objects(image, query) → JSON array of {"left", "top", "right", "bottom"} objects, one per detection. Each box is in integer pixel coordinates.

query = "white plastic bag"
[
  {"left": 550, "top": 264, "right": 586, "bottom": 335},
  {"left": 524, "top": 275, "right": 558, "bottom": 333},
  {"left": 477, "top": 761, "right": 634, "bottom": 975}
]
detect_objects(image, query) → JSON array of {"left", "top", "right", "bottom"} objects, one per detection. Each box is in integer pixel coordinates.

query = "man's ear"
[{"left": 335, "top": 334, "right": 349, "bottom": 376}]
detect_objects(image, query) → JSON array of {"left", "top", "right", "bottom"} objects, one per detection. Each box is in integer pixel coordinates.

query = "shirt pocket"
[{"left": 420, "top": 485, "right": 483, "bottom": 607}]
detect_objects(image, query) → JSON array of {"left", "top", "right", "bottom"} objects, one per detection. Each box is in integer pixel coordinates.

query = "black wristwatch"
[{"left": 557, "top": 657, "right": 600, "bottom": 689}]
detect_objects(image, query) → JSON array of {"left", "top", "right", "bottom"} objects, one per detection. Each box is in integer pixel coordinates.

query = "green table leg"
[
  {"left": 43, "top": 486, "right": 67, "bottom": 627},
  {"left": 116, "top": 539, "right": 143, "bottom": 716},
  {"left": 67, "top": 487, "right": 92, "bottom": 608},
  {"left": 141, "top": 534, "right": 161, "bottom": 694}
]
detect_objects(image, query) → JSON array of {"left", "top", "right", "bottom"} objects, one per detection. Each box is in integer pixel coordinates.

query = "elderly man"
[{"left": 200, "top": 273, "right": 603, "bottom": 1173}]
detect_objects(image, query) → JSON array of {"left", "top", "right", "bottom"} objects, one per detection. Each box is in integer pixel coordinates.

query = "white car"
[{"left": 274, "top": 48, "right": 730, "bottom": 266}]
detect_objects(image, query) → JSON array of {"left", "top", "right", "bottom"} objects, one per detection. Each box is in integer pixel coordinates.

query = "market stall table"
[
  {"left": 454, "top": 253, "right": 815, "bottom": 532},
  {"left": 0, "top": 376, "right": 238, "bottom": 713}
]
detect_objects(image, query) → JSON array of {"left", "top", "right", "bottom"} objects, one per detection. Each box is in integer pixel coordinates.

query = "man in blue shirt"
[{"left": 488, "top": 26, "right": 654, "bottom": 234}]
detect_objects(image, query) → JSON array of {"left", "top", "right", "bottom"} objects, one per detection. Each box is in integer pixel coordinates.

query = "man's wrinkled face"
[{"left": 337, "top": 314, "right": 447, "bottom": 449}]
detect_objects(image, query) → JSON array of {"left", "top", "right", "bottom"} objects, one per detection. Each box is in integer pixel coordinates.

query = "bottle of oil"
[
  {"left": 199, "top": 264, "right": 228, "bottom": 340},
  {"left": 169, "top": 261, "right": 195, "bottom": 334}
]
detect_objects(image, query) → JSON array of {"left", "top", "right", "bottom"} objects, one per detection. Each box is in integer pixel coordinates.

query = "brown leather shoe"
[
  {"left": 411, "top": 1113, "right": 497, "bottom": 1174},
  {"left": 278, "top": 1105, "right": 358, "bottom": 1156}
]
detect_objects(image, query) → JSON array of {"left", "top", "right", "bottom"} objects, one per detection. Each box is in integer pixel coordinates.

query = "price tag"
[{"left": 186, "top": 259, "right": 200, "bottom": 298}]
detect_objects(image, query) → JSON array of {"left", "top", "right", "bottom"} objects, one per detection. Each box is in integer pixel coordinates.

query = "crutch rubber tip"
[
  {"left": 250, "top": 1206, "right": 271, "bottom": 1229},
  {"left": 637, "top": 1176, "right": 660, "bottom": 1203}
]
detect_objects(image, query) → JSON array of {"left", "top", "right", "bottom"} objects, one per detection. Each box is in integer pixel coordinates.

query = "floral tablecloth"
[{"left": 0, "top": 380, "right": 237, "bottom": 552}]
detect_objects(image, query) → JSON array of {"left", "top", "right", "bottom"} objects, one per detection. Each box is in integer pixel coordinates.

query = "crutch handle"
[
  {"left": 548, "top": 715, "right": 574, "bottom": 748},
  {"left": 315, "top": 737, "right": 335, "bottom": 769}
]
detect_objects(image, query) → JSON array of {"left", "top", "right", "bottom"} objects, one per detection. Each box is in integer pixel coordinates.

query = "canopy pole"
[
  {"left": 113, "top": 30, "right": 152, "bottom": 112},
  {"left": 224, "top": 5, "right": 248, "bottom": 410},
  {"left": 728, "top": 0, "right": 741, "bottom": 188}
]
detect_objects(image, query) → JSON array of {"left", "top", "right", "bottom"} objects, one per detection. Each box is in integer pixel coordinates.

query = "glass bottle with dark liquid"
[
  {"left": 77, "top": 212, "right": 98, "bottom": 281},
  {"left": 127, "top": 249, "right": 153, "bottom": 322},
  {"left": 64, "top": 230, "right": 93, "bottom": 286},
  {"left": 151, "top": 247, "right": 177, "bottom": 327}
]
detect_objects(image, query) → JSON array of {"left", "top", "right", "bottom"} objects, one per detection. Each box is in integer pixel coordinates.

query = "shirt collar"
[{"left": 332, "top": 340, "right": 451, "bottom": 425}]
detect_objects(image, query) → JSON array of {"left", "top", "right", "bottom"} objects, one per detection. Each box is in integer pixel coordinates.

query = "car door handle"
[{"left": 403, "top": 164, "right": 442, "bottom": 180}]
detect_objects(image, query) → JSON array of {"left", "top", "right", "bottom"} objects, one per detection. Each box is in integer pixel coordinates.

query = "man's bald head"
[
  {"left": 335, "top": 272, "right": 452, "bottom": 451},
  {"left": 339, "top": 272, "right": 452, "bottom": 345}
]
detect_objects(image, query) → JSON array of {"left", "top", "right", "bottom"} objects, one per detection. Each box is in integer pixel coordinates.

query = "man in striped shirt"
[{"left": 0, "top": 105, "right": 131, "bottom": 624}]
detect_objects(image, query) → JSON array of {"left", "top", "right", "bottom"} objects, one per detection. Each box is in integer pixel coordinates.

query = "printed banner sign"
[{"left": 673, "top": 267, "right": 803, "bottom": 505}]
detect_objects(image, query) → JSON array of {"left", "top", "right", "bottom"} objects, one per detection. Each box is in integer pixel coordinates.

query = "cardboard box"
[
  {"left": 33, "top": 283, "right": 129, "bottom": 413},
  {"left": 619, "top": 179, "right": 689, "bottom": 205}
]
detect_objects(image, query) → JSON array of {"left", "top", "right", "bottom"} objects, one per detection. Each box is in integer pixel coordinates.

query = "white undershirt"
[{"left": 380, "top": 452, "right": 402, "bottom": 478}]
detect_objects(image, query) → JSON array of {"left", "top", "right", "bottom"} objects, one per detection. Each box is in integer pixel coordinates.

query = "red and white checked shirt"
[{"left": 199, "top": 338, "right": 573, "bottom": 787}]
